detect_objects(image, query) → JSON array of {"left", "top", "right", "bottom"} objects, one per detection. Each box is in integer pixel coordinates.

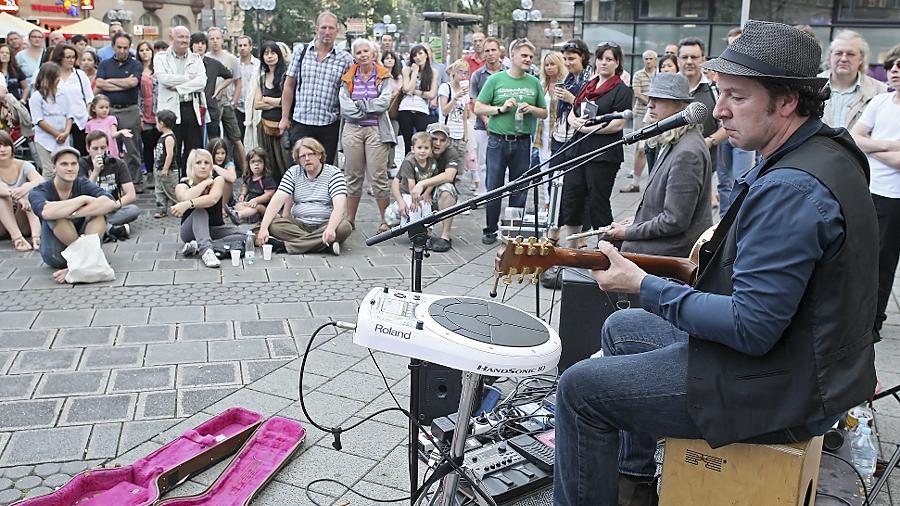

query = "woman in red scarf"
[{"left": 558, "top": 43, "right": 633, "bottom": 235}]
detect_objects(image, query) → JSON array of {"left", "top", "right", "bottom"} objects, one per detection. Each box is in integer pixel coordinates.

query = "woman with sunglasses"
[{"left": 561, "top": 42, "right": 632, "bottom": 233}]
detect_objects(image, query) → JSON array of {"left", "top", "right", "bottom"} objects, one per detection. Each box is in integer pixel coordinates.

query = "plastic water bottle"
[
  {"left": 244, "top": 231, "right": 256, "bottom": 265},
  {"left": 850, "top": 421, "right": 878, "bottom": 487},
  {"left": 515, "top": 105, "right": 525, "bottom": 133}
]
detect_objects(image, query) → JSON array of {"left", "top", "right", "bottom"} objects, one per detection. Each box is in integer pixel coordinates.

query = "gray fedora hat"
[
  {"left": 703, "top": 20, "right": 828, "bottom": 87},
  {"left": 646, "top": 73, "right": 692, "bottom": 101}
]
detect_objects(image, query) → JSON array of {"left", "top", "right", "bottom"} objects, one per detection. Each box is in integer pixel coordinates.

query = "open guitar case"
[{"left": 16, "top": 408, "right": 306, "bottom": 506}]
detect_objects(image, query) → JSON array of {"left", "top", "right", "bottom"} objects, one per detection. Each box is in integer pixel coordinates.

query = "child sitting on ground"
[
  {"left": 227, "top": 148, "right": 276, "bottom": 224},
  {"left": 152, "top": 110, "right": 178, "bottom": 218},
  {"left": 385, "top": 132, "right": 438, "bottom": 226},
  {"left": 85, "top": 94, "right": 132, "bottom": 159},
  {"left": 207, "top": 137, "right": 238, "bottom": 207}
]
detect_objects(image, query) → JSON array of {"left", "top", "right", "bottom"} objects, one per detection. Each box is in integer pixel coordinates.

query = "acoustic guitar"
[{"left": 492, "top": 229, "right": 716, "bottom": 294}]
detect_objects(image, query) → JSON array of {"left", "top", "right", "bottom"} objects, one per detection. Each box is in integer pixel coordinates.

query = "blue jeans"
[
  {"left": 484, "top": 134, "right": 531, "bottom": 234},
  {"left": 39, "top": 218, "right": 88, "bottom": 269},
  {"left": 717, "top": 140, "right": 755, "bottom": 217},
  {"left": 553, "top": 308, "right": 702, "bottom": 506}
]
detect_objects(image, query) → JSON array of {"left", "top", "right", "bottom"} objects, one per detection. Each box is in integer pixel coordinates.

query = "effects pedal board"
[
  {"left": 508, "top": 431, "right": 555, "bottom": 472},
  {"left": 462, "top": 440, "right": 551, "bottom": 503}
]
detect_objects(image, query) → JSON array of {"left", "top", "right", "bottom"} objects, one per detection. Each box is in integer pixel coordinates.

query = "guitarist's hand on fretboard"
[{"left": 589, "top": 241, "right": 648, "bottom": 294}]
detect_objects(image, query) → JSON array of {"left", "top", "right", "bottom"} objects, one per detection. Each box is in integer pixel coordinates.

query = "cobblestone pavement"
[{"left": 2, "top": 154, "right": 900, "bottom": 505}]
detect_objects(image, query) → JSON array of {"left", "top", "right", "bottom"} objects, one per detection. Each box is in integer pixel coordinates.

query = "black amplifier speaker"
[
  {"left": 415, "top": 361, "right": 462, "bottom": 426},
  {"left": 558, "top": 268, "right": 640, "bottom": 371}
]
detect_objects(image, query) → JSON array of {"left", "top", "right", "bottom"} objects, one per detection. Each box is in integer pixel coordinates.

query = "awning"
[
  {"left": 57, "top": 16, "right": 109, "bottom": 39},
  {"left": 0, "top": 12, "right": 48, "bottom": 36}
]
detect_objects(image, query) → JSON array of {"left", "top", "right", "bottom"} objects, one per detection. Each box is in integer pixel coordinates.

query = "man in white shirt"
[
  {"left": 154, "top": 26, "right": 207, "bottom": 174},
  {"left": 206, "top": 27, "right": 246, "bottom": 173},
  {"left": 235, "top": 35, "right": 259, "bottom": 140},
  {"left": 850, "top": 44, "right": 900, "bottom": 340}
]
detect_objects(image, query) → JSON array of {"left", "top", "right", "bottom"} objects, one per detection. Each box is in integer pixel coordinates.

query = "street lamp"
[
  {"left": 106, "top": 0, "right": 133, "bottom": 27},
  {"left": 544, "top": 20, "right": 563, "bottom": 48},
  {"left": 238, "top": 0, "right": 276, "bottom": 50},
  {"left": 511, "top": 0, "right": 541, "bottom": 39}
]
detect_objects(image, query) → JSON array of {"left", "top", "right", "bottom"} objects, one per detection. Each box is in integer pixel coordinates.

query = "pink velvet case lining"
[
  {"left": 156, "top": 417, "right": 306, "bottom": 506},
  {"left": 16, "top": 407, "right": 264, "bottom": 506}
]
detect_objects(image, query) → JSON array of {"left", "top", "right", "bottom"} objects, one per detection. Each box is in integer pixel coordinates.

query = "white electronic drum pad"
[{"left": 418, "top": 297, "right": 561, "bottom": 376}]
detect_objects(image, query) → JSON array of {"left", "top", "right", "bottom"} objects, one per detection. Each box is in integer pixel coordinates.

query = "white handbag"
[{"left": 61, "top": 234, "right": 116, "bottom": 284}]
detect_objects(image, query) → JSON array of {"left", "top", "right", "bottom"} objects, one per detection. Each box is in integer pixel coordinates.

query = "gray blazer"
[{"left": 622, "top": 127, "right": 713, "bottom": 257}]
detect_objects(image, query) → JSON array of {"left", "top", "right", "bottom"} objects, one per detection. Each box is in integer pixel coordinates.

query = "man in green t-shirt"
[{"left": 474, "top": 38, "right": 547, "bottom": 244}]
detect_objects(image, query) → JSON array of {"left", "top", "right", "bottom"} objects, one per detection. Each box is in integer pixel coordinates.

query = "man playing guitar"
[{"left": 552, "top": 20, "right": 879, "bottom": 506}]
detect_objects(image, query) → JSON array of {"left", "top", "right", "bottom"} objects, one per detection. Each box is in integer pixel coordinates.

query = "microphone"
[
  {"left": 585, "top": 110, "right": 633, "bottom": 126},
  {"left": 624, "top": 102, "right": 709, "bottom": 144}
]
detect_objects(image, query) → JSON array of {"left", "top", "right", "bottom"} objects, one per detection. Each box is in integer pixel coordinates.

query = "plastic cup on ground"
[
  {"left": 230, "top": 249, "right": 241, "bottom": 266},
  {"left": 262, "top": 243, "right": 273, "bottom": 261}
]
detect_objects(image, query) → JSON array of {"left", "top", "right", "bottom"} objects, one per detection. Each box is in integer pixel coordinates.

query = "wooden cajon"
[{"left": 659, "top": 436, "right": 823, "bottom": 506}]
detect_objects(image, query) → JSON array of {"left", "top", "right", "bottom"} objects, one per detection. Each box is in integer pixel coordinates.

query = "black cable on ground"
[{"left": 822, "top": 450, "right": 871, "bottom": 506}]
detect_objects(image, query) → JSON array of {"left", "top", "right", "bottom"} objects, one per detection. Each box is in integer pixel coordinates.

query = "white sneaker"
[
  {"left": 181, "top": 240, "right": 198, "bottom": 256},
  {"left": 331, "top": 242, "right": 340, "bottom": 256},
  {"left": 201, "top": 249, "right": 221, "bottom": 268}
]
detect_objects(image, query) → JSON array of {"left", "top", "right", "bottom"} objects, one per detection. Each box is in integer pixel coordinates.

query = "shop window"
[
  {"left": 584, "top": 0, "right": 634, "bottom": 22},
  {"left": 639, "top": 0, "right": 708, "bottom": 19},
  {"left": 139, "top": 12, "right": 161, "bottom": 30},
  {"left": 838, "top": 0, "right": 900, "bottom": 22},
  {"left": 749, "top": 0, "right": 831, "bottom": 25},
  {"left": 170, "top": 14, "right": 191, "bottom": 28}
]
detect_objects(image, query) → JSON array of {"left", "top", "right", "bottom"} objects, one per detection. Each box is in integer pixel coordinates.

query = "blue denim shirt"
[{"left": 640, "top": 118, "right": 845, "bottom": 357}]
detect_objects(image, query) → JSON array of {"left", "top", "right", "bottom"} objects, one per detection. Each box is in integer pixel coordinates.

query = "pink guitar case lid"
[
  {"left": 16, "top": 407, "right": 264, "bottom": 506},
  {"left": 156, "top": 416, "right": 306, "bottom": 506}
]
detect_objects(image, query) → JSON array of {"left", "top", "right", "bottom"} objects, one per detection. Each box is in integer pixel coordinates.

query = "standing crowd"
[{"left": 0, "top": 16, "right": 898, "bottom": 297}]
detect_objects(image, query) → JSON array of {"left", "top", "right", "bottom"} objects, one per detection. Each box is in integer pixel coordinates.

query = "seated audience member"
[
  {"left": 386, "top": 131, "right": 435, "bottom": 226},
  {"left": 0, "top": 130, "right": 42, "bottom": 251},
  {"left": 28, "top": 146, "right": 117, "bottom": 283},
  {"left": 601, "top": 73, "right": 712, "bottom": 257},
  {"left": 78, "top": 131, "right": 140, "bottom": 241},
  {"left": 256, "top": 137, "right": 351, "bottom": 255},
  {"left": 207, "top": 137, "right": 238, "bottom": 205},
  {"left": 230, "top": 147, "right": 276, "bottom": 224},
  {"left": 171, "top": 148, "right": 245, "bottom": 268}
]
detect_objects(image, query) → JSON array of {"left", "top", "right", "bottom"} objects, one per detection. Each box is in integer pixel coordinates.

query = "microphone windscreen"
[
  {"left": 621, "top": 110, "right": 634, "bottom": 121},
  {"left": 684, "top": 102, "right": 709, "bottom": 125}
]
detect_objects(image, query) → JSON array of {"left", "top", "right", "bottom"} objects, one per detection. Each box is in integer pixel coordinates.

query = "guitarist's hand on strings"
[{"left": 590, "top": 241, "right": 647, "bottom": 294}]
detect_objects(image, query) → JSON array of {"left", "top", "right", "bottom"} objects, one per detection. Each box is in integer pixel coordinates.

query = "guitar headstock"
[{"left": 492, "top": 235, "right": 556, "bottom": 293}]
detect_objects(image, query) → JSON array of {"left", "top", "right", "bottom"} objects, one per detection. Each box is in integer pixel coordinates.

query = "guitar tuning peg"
[
  {"left": 514, "top": 235, "right": 525, "bottom": 245},
  {"left": 527, "top": 237, "right": 537, "bottom": 245},
  {"left": 503, "top": 274, "right": 512, "bottom": 285},
  {"left": 514, "top": 243, "right": 525, "bottom": 255},
  {"left": 530, "top": 274, "right": 539, "bottom": 285}
]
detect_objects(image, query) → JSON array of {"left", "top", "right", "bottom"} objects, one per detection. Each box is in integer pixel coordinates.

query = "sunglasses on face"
[{"left": 597, "top": 41, "right": 620, "bottom": 48}]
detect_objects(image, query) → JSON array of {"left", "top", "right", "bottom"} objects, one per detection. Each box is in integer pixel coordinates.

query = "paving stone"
[
  {"left": 237, "top": 320, "right": 288, "bottom": 337},
  {"left": 256, "top": 303, "right": 311, "bottom": 319},
  {"left": 110, "top": 366, "right": 175, "bottom": 392},
  {"left": 149, "top": 306, "right": 204, "bottom": 324},
  {"left": 222, "top": 269, "right": 269, "bottom": 283},
  {"left": 155, "top": 259, "right": 199, "bottom": 270},
  {"left": 241, "top": 359, "right": 290, "bottom": 383},
  {"left": 207, "top": 339, "right": 269, "bottom": 361},
  {"left": 124, "top": 271, "right": 175, "bottom": 286},
  {"left": 36, "top": 371, "right": 107, "bottom": 397},
  {"left": 317, "top": 370, "right": 387, "bottom": 403},
  {"left": 91, "top": 308, "right": 150, "bottom": 326},
  {"left": 145, "top": 342, "right": 207, "bottom": 365},
  {"left": 178, "top": 387, "right": 239, "bottom": 417},
  {"left": 287, "top": 317, "right": 339, "bottom": 337},
  {"left": 0, "top": 353, "right": 11, "bottom": 375},
  {"left": 118, "top": 324, "right": 176, "bottom": 344},
  {"left": 32, "top": 463, "right": 60, "bottom": 476},
  {"left": 178, "top": 322, "right": 233, "bottom": 341},
  {"left": 23, "top": 486, "right": 52, "bottom": 499},
  {"left": 32, "top": 310, "right": 94, "bottom": 329},
  {"left": 0, "top": 426, "right": 91, "bottom": 466},
  {"left": 43, "top": 474, "right": 70, "bottom": 488},
  {"left": 59, "top": 461, "right": 90, "bottom": 474},
  {"left": 310, "top": 267, "right": 359, "bottom": 281},
  {"left": 81, "top": 346, "right": 144, "bottom": 369},
  {"left": 86, "top": 423, "right": 121, "bottom": 459},
  {"left": 22, "top": 276, "right": 75, "bottom": 290},
  {"left": 353, "top": 266, "right": 404, "bottom": 279},
  {"left": 177, "top": 363, "right": 240, "bottom": 388},
  {"left": 136, "top": 391, "right": 176, "bottom": 419},
  {"left": 0, "top": 330, "right": 53, "bottom": 350},
  {"left": 15, "top": 475, "right": 41, "bottom": 489},
  {"left": 2, "top": 467, "right": 29, "bottom": 480},
  {"left": 0, "top": 375, "right": 38, "bottom": 400},
  {"left": 205, "top": 388, "right": 293, "bottom": 417},
  {"left": 308, "top": 301, "right": 359, "bottom": 317},
  {"left": 283, "top": 256, "right": 329, "bottom": 268},
  {"left": 174, "top": 270, "right": 221, "bottom": 284},
  {"left": 264, "top": 268, "right": 313, "bottom": 282},
  {"left": 10, "top": 349, "right": 81, "bottom": 373},
  {"left": 205, "top": 304, "right": 258, "bottom": 322},
  {"left": 61, "top": 394, "right": 136, "bottom": 425},
  {"left": 0, "top": 489, "right": 22, "bottom": 503},
  {"left": 0, "top": 278, "right": 26, "bottom": 291},
  {"left": 277, "top": 445, "right": 376, "bottom": 495},
  {"left": 119, "top": 419, "right": 178, "bottom": 453},
  {"left": 0, "top": 311, "right": 36, "bottom": 329},
  {"left": 0, "top": 477, "right": 10, "bottom": 490},
  {"left": 54, "top": 327, "right": 116, "bottom": 348},
  {"left": 267, "top": 338, "right": 298, "bottom": 358}
]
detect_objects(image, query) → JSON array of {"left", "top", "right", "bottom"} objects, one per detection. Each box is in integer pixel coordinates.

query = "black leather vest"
[{"left": 690, "top": 125, "right": 878, "bottom": 448}]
